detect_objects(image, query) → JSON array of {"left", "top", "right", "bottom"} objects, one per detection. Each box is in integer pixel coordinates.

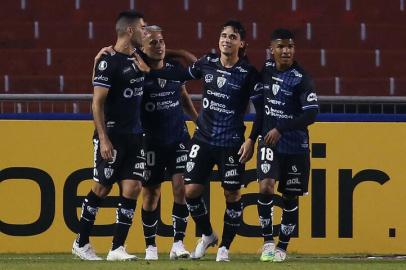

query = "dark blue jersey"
[
  {"left": 93, "top": 50, "right": 145, "bottom": 134},
  {"left": 255, "top": 60, "right": 319, "bottom": 154},
  {"left": 189, "top": 53, "right": 260, "bottom": 147},
  {"left": 142, "top": 60, "right": 189, "bottom": 145}
]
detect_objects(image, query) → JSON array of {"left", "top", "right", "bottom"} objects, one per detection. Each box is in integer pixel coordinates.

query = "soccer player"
[
  {"left": 133, "top": 20, "right": 261, "bottom": 262},
  {"left": 72, "top": 11, "right": 147, "bottom": 261},
  {"left": 140, "top": 25, "right": 198, "bottom": 260},
  {"left": 252, "top": 28, "right": 319, "bottom": 262}
]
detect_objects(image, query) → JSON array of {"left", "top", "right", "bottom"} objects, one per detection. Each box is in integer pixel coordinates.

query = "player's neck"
[
  {"left": 148, "top": 59, "right": 164, "bottom": 70},
  {"left": 220, "top": 53, "right": 239, "bottom": 68},
  {"left": 114, "top": 38, "right": 137, "bottom": 55},
  {"left": 276, "top": 62, "right": 292, "bottom": 72}
]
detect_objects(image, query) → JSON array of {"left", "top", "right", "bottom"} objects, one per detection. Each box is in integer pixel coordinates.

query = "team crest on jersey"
[
  {"left": 217, "top": 76, "right": 227, "bottom": 88},
  {"left": 144, "top": 170, "right": 151, "bottom": 181},
  {"left": 272, "top": 84, "right": 280, "bottom": 95},
  {"left": 98, "top": 60, "right": 108, "bottom": 71},
  {"left": 158, "top": 78, "right": 167, "bottom": 88},
  {"left": 261, "top": 163, "right": 271, "bottom": 174},
  {"left": 104, "top": 168, "right": 114, "bottom": 179},
  {"left": 205, "top": 74, "right": 213, "bottom": 83},
  {"left": 186, "top": 161, "right": 195, "bottom": 172},
  {"left": 292, "top": 165, "right": 298, "bottom": 172}
]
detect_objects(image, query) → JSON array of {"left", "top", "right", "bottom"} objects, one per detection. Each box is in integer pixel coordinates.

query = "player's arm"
[
  {"left": 92, "top": 87, "right": 114, "bottom": 161},
  {"left": 92, "top": 46, "right": 114, "bottom": 81},
  {"left": 133, "top": 52, "right": 202, "bottom": 81},
  {"left": 239, "top": 71, "right": 263, "bottom": 163},
  {"left": 166, "top": 49, "right": 197, "bottom": 65},
  {"left": 275, "top": 77, "right": 319, "bottom": 133},
  {"left": 180, "top": 85, "right": 198, "bottom": 122}
]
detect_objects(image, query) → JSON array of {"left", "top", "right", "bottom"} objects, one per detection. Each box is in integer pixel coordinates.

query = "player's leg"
[
  {"left": 274, "top": 153, "right": 310, "bottom": 262},
  {"left": 72, "top": 136, "right": 116, "bottom": 260},
  {"left": 107, "top": 135, "right": 145, "bottom": 261},
  {"left": 141, "top": 144, "right": 165, "bottom": 260},
  {"left": 170, "top": 173, "right": 190, "bottom": 259},
  {"left": 168, "top": 142, "right": 190, "bottom": 259},
  {"left": 216, "top": 148, "right": 244, "bottom": 262},
  {"left": 184, "top": 140, "right": 217, "bottom": 259},
  {"left": 141, "top": 184, "right": 161, "bottom": 260},
  {"left": 256, "top": 139, "right": 279, "bottom": 262}
]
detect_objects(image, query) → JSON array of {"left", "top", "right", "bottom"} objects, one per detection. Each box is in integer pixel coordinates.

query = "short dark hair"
[
  {"left": 221, "top": 20, "right": 246, "bottom": 40},
  {"left": 115, "top": 11, "right": 144, "bottom": 35},
  {"left": 271, "top": 28, "right": 294, "bottom": 41}
]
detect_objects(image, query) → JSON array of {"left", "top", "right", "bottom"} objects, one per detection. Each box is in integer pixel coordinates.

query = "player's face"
[
  {"left": 143, "top": 31, "right": 166, "bottom": 60},
  {"left": 129, "top": 18, "right": 147, "bottom": 48},
  {"left": 219, "top": 26, "right": 244, "bottom": 57},
  {"left": 271, "top": 39, "right": 295, "bottom": 70}
]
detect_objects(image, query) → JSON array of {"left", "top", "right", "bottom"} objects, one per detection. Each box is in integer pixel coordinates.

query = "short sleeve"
[
  {"left": 93, "top": 56, "right": 115, "bottom": 89},
  {"left": 188, "top": 55, "right": 207, "bottom": 80},
  {"left": 298, "top": 75, "right": 319, "bottom": 111}
]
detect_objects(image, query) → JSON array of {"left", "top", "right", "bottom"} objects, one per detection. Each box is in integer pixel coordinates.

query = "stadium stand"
[{"left": 0, "top": 0, "right": 405, "bottom": 113}]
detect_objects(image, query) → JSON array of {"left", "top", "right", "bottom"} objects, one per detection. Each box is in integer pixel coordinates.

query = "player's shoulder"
[
  {"left": 95, "top": 52, "right": 120, "bottom": 71},
  {"left": 164, "top": 58, "right": 182, "bottom": 70},
  {"left": 264, "top": 59, "right": 276, "bottom": 67},
  {"left": 235, "top": 57, "right": 257, "bottom": 74},
  {"left": 202, "top": 52, "right": 220, "bottom": 64},
  {"left": 290, "top": 61, "right": 312, "bottom": 82}
]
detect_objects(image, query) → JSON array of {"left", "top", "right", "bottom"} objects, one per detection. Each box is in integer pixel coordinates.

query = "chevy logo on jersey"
[
  {"left": 217, "top": 77, "right": 227, "bottom": 88},
  {"left": 158, "top": 78, "right": 167, "bottom": 88}
]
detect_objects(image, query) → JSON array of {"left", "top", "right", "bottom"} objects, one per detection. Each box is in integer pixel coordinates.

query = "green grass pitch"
[{"left": 1, "top": 254, "right": 406, "bottom": 270}]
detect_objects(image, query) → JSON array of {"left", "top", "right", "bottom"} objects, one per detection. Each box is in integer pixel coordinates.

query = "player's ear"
[{"left": 240, "top": 40, "right": 245, "bottom": 48}]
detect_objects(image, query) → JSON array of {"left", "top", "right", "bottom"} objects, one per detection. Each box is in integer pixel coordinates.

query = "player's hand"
[
  {"left": 100, "top": 137, "right": 114, "bottom": 161},
  {"left": 94, "top": 45, "right": 114, "bottom": 63},
  {"left": 264, "top": 128, "right": 281, "bottom": 146},
  {"left": 132, "top": 52, "right": 151, "bottom": 73},
  {"left": 238, "top": 138, "right": 254, "bottom": 163}
]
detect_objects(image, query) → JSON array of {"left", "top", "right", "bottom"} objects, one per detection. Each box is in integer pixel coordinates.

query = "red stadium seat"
[
  {"left": 64, "top": 76, "right": 92, "bottom": 94},
  {"left": 24, "top": 0, "right": 77, "bottom": 21},
  {"left": 367, "top": 25, "right": 406, "bottom": 50},
  {"left": 135, "top": 0, "right": 185, "bottom": 22},
  {"left": 381, "top": 50, "right": 406, "bottom": 77},
  {"left": 0, "top": 23, "right": 36, "bottom": 48},
  {"left": 7, "top": 75, "right": 60, "bottom": 93},
  {"left": 0, "top": 49, "right": 47, "bottom": 75},
  {"left": 50, "top": 49, "right": 95, "bottom": 76},
  {"left": 314, "top": 77, "right": 337, "bottom": 96},
  {"left": 395, "top": 78, "right": 406, "bottom": 96},
  {"left": 340, "top": 78, "right": 389, "bottom": 96},
  {"left": 70, "top": 0, "right": 131, "bottom": 22},
  {"left": 352, "top": 0, "right": 406, "bottom": 23}
]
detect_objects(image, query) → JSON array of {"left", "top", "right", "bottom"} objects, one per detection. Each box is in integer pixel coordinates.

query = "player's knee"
[
  {"left": 282, "top": 194, "right": 298, "bottom": 209},
  {"left": 259, "top": 178, "right": 275, "bottom": 195},
  {"left": 92, "top": 182, "right": 112, "bottom": 198},
  {"left": 185, "top": 184, "right": 203, "bottom": 199},
  {"left": 224, "top": 189, "right": 241, "bottom": 202},
  {"left": 172, "top": 182, "right": 185, "bottom": 201},
  {"left": 142, "top": 186, "right": 161, "bottom": 210},
  {"left": 121, "top": 181, "right": 142, "bottom": 200}
]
